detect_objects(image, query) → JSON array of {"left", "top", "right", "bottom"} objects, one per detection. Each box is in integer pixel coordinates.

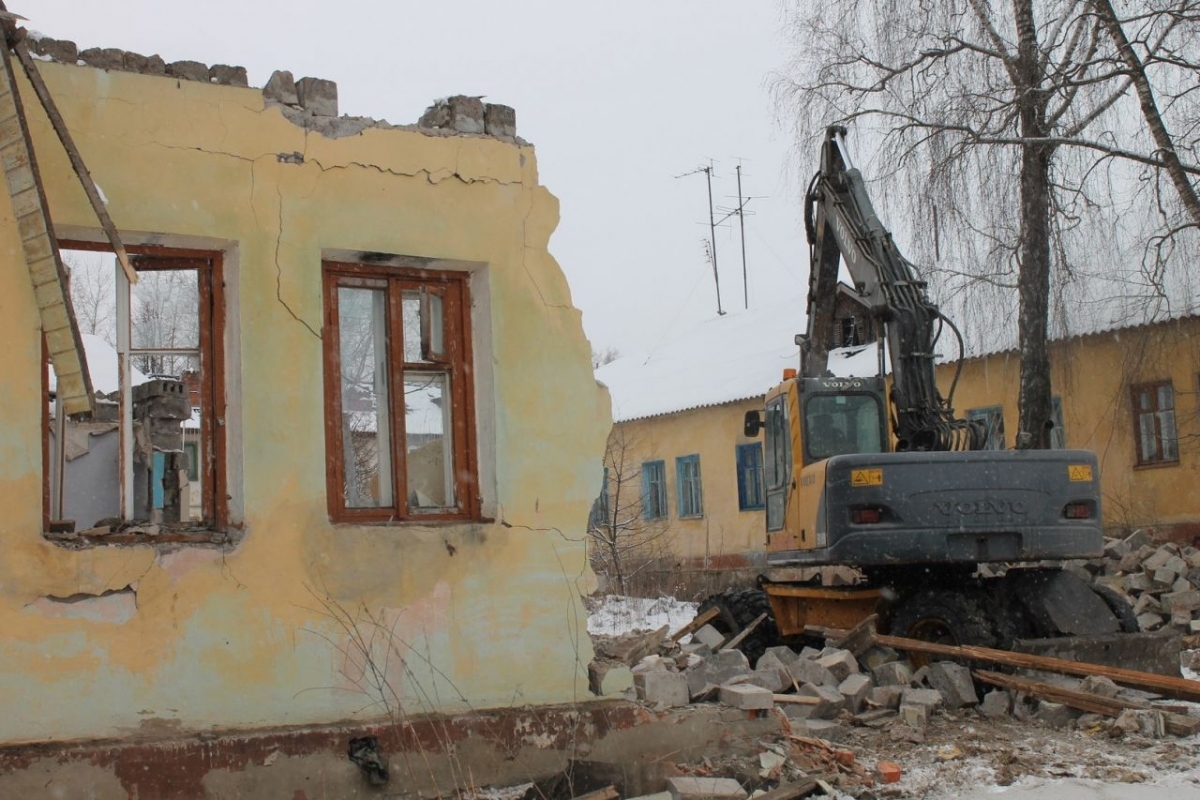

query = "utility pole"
[
  {"left": 677, "top": 162, "right": 725, "bottom": 316},
  {"left": 735, "top": 164, "right": 748, "bottom": 310}
]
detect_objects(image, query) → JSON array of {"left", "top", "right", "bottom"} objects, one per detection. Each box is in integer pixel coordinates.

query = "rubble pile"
[{"left": 1084, "top": 530, "right": 1200, "bottom": 639}]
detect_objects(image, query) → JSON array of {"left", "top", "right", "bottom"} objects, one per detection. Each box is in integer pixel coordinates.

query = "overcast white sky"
[{"left": 29, "top": 1, "right": 809, "bottom": 357}]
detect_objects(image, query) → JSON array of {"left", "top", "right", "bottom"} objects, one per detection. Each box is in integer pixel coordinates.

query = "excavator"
[{"left": 704, "top": 126, "right": 1177, "bottom": 675}]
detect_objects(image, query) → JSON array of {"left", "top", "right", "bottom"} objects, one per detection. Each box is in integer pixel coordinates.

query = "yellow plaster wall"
[
  {"left": 616, "top": 400, "right": 766, "bottom": 567},
  {"left": 936, "top": 318, "right": 1200, "bottom": 535},
  {"left": 0, "top": 62, "right": 608, "bottom": 743}
]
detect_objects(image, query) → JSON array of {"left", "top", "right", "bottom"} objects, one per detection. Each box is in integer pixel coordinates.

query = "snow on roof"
[
  {"left": 596, "top": 297, "right": 886, "bottom": 423},
  {"left": 49, "top": 333, "right": 149, "bottom": 395}
]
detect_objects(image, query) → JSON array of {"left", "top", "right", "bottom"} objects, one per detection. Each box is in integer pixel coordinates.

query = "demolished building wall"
[{"left": 0, "top": 45, "right": 610, "bottom": 744}]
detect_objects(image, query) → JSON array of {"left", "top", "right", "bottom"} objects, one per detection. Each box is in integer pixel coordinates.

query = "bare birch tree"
[{"left": 776, "top": 0, "right": 1200, "bottom": 445}]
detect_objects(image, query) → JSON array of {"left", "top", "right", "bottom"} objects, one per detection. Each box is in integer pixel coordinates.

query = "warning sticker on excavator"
[
  {"left": 1068, "top": 464, "right": 1094, "bottom": 482},
  {"left": 851, "top": 468, "right": 883, "bottom": 487}
]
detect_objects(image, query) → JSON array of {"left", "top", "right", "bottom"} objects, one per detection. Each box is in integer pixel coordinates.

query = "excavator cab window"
[{"left": 803, "top": 393, "right": 885, "bottom": 462}]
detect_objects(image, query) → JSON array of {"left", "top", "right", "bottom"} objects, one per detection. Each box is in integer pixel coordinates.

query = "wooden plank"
[
  {"left": 13, "top": 42, "right": 136, "bottom": 285},
  {"left": 976, "top": 669, "right": 1200, "bottom": 736},
  {"left": 773, "top": 693, "right": 821, "bottom": 705},
  {"left": 671, "top": 606, "right": 719, "bottom": 642},
  {"left": 571, "top": 786, "right": 618, "bottom": 800},
  {"left": 831, "top": 613, "right": 878, "bottom": 656},
  {"left": 879, "top": 633, "right": 1200, "bottom": 703},
  {"left": 721, "top": 612, "right": 767, "bottom": 652}
]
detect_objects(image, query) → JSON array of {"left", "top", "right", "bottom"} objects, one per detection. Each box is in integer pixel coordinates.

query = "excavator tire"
[
  {"left": 1090, "top": 584, "right": 1141, "bottom": 633},
  {"left": 886, "top": 588, "right": 997, "bottom": 654},
  {"left": 696, "top": 588, "right": 780, "bottom": 666}
]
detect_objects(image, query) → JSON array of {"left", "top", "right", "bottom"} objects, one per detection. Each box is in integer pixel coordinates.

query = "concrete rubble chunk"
[
  {"left": 1125, "top": 572, "right": 1154, "bottom": 593},
  {"left": 121, "top": 51, "right": 164, "bottom": 74},
  {"left": 79, "top": 47, "right": 125, "bottom": 70},
  {"left": 926, "top": 662, "right": 979, "bottom": 708},
  {"left": 1153, "top": 567, "right": 1179, "bottom": 587},
  {"left": 746, "top": 666, "right": 791, "bottom": 694},
  {"left": 838, "top": 673, "right": 873, "bottom": 713},
  {"left": 166, "top": 60, "right": 210, "bottom": 82},
  {"left": 860, "top": 645, "right": 902, "bottom": 671},
  {"left": 980, "top": 690, "right": 1012, "bottom": 718},
  {"left": 1165, "top": 555, "right": 1189, "bottom": 575},
  {"left": 209, "top": 64, "right": 249, "bottom": 87},
  {"left": 900, "top": 703, "right": 930, "bottom": 729},
  {"left": 1079, "top": 675, "right": 1120, "bottom": 699},
  {"left": 684, "top": 649, "right": 750, "bottom": 698},
  {"left": 1104, "top": 538, "right": 1130, "bottom": 559},
  {"left": 795, "top": 718, "right": 848, "bottom": 742},
  {"left": 263, "top": 70, "right": 300, "bottom": 106},
  {"left": 1123, "top": 529, "right": 1152, "bottom": 550},
  {"left": 872, "top": 660, "right": 913, "bottom": 687},
  {"left": 719, "top": 683, "right": 774, "bottom": 710},
  {"left": 1133, "top": 594, "right": 1162, "bottom": 615},
  {"left": 448, "top": 95, "right": 485, "bottom": 134},
  {"left": 1161, "top": 589, "right": 1200, "bottom": 615},
  {"left": 632, "top": 654, "right": 669, "bottom": 674},
  {"left": 1034, "top": 700, "right": 1076, "bottom": 728},
  {"left": 484, "top": 103, "right": 516, "bottom": 137},
  {"left": 667, "top": 776, "right": 748, "bottom": 800},
  {"left": 816, "top": 649, "right": 859, "bottom": 682},
  {"left": 1142, "top": 548, "right": 1172, "bottom": 572},
  {"left": 691, "top": 623, "right": 725, "bottom": 649},
  {"left": 29, "top": 37, "right": 78, "bottom": 64},
  {"left": 794, "top": 683, "right": 845, "bottom": 719},
  {"left": 763, "top": 645, "right": 800, "bottom": 666},
  {"left": 868, "top": 685, "right": 903, "bottom": 710},
  {"left": 789, "top": 657, "right": 838, "bottom": 688},
  {"left": 1137, "top": 612, "right": 1164, "bottom": 631},
  {"left": 297, "top": 77, "right": 338, "bottom": 116},
  {"left": 901, "top": 688, "right": 943, "bottom": 713},
  {"left": 588, "top": 660, "right": 633, "bottom": 696},
  {"left": 635, "top": 671, "right": 689, "bottom": 707}
]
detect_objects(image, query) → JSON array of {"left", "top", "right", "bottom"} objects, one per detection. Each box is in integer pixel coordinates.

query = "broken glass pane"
[
  {"left": 404, "top": 372, "right": 454, "bottom": 511},
  {"left": 338, "top": 286, "right": 394, "bottom": 508},
  {"left": 131, "top": 269, "right": 199, "bottom": 349},
  {"left": 401, "top": 289, "right": 444, "bottom": 362}
]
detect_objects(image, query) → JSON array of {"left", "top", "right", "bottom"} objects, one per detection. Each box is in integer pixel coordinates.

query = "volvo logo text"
[{"left": 934, "top": 499, "right": 1028, "bottom": 516}]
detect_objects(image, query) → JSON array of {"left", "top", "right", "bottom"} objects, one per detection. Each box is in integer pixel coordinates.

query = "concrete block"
[
  {"left": 763, "top": 645, "right": 800, "bottom": 666},
  {"left": 691, "top": 624, "right": 725, "bottom": 649},
  {"left": 1143, "top": 548, "right": 1173, "bottom": 572},
  {"left": 1123, "top": 529, "right": 1152, "bottom": 550},
  {"left": 901, "top": 688, "right": 943, "bottom": 713},
  {"left": 1173, "top": 576, "right": 1194, "bottom": 594},
  {"left": 747, "top": 666, "right": 791, "bottom": 694},
  {"left": 166, "top": 60, "right": 210, "bottom": 82},
  {"left": 789, "top": 658, "right": 838, "bottom": 688},
  {"left": 209, "top": 64, "right": 248, "bottom": 86},
  {"left": 440, "top": 94, "right": 485, "bottom": 134},
  {"left": 121, "top": 51, "right": 165, "bottom": 75},
  {"left": 1171, "top": 610, "right": 1193, "bottom": 628},
  {"left": 838, "top": 673, "right": 873, "bottom": 713},
  {"left": 1153, "top": 567, "right": 1179, "bottom": 587},
  {"left": 911, "top": 665, "right": 930, "bottom": 686},
  {"left": 979, "top": 690, "right": 1011, "bottom": 718},
  {"left": 297, "top": 77, "right": 338, "bottom": 116},
  {"left": 635, "top": 671, "right": 689, "bottom": 707},
  {"left": 263, "top": 70, "right": 299, "bottom": 105},
  {"left": 29, "top": 37, "right": 78, "bottom": 64},
  {"left": 589, "top": 661, "right": 633, "bottom": 696},
  {"left": 794, "top": 718, "right": 848, "bottom": 742},
  {"left": 1134, "top": 593, "right": 1162, "bottom": 615},
  {"left": 872, "top": 660, "right": 913, "bottom": 687},
  {"left": 1104, "top": 538, "right": 1130, "bottom": 559},
  {"left": 1162, "top": 590, "right": 1200, "bottom": 614},
  {"left": 1136, "top": 612, "right": 1164, "bottom": 631},
  {"left": 1125, "top": 572, "right": 1154, "bottom": 593},
  {"left": 1035, "top": 700, "right": 1077, "bottom": 728},
  {"left": 1078, "top": 677, "right": 1119, "bottom": 704},
  {"left": 899, "top": 703, "right": 929, "bottom": 729},
  {"left": 860, "top": 645, "right": 902, "bottom": 671},
  {"left": 1165, "top": 555, "right": 1189, "bottom": 575},
  {"left": 633, "top": 655, "right": 670, "bottom": 674},
  {"left": 868, "top": 685, "right": 903, "bottom": 710},
  {"left": 816, "top": 649, "right": 859, "bottom": 682},
  {"left": 684, "top": 649, "right": 750, "bottom": 698},
  {"left": 798, "top": 683, "right": 845, "bottom": 719},
  {"left": 483, "top": 103, "right": 516, "bottom": 137},
  {"left": 719, "top": 683, "right": 774, "bottom": 710},
  {"left": 926, "top": 662, "right": 978, "bottom": 708},
  {"left": 667, "top": 777, "right": 748, "bottom": 800}
]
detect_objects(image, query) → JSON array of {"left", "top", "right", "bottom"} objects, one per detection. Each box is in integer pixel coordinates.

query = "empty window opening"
[{"left": 45, "top": 245, "right": 225, "bottom": 534}]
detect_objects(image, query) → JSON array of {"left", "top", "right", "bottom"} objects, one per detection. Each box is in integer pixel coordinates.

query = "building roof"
[{"left": 596, "top": 297, "right": 881, "bottom": 423}]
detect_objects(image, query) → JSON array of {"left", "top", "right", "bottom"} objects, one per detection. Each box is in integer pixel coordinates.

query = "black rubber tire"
[
  {"left": 1091, "top": 584, "right": 1141, "bottom": 633},
  {"left": 696, "top": 588, "right": 780, "bottom": 666},
  {"left": 887, "top": 588, "right": 998, "bottom": 650}
]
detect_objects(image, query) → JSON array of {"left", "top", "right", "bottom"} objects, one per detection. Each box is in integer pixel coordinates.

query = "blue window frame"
[
  {"left": 641, "top": 460, "right": 667, "bottom": 520},
  {"left": 676, "top": 454, "right": 703, "bottom": 518},
  {"left": 589, "top": 467, "right": 610, "bottom": 530},
  {"left": 736, "top": 442, "right": 764, "bottom": 511}
]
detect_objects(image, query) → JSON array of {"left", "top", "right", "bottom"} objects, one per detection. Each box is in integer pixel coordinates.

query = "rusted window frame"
[
  {"left": 322, "top": 260, "right": 478, "bottom": 524},
  {"left": 1131, "top": 380, "right": 1179, "bottom": 468},
  {"left": 45, "top": 241, "right": 227, "bottom": 531}
]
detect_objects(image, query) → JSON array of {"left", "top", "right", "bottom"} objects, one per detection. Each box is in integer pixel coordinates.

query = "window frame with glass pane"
[
  {"left": 966, "top": 406, "right": 1006, "bottom": 451},
  {"left": 44, "top": 243, "right": 226, "bottom": 532},
  {"left": 322, "top": 261, "right": 477, "bottom": 523},
  {"left": 641, "top": 460, "right": 667, "bottom": 521},
  {"left": 1131, "top": 381, "right": 1178, "bottom": 467},
  {"left": 675, "top": 454, "right": 704, "bottom": 519}
]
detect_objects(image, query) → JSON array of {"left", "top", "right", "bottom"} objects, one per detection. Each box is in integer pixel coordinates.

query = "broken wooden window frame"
[
  {"left": 1132, "top": 380, "right": 1178, "bottom": 467},
  {"left": 43, "top": 241, "right": 227, "bottom": 536},
  {"left": 322, "top": 260, "right": 479, "bottom": 524}
]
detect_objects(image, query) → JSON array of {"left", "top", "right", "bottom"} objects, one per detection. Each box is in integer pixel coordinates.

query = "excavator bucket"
[{"left": 1012, "top": 631, "right": 1182, "bottom": 677}]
